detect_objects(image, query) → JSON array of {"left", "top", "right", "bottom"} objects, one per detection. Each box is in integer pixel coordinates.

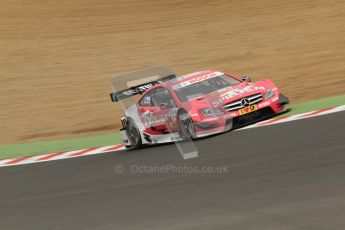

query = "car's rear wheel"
[
  {"left": 125, "top": 117, "right": 142, "bottom": 149},
  {"left": 178, "top": 111, "right": 196, "bottom": 139}
]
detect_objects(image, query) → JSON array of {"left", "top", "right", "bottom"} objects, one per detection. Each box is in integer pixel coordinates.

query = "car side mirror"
[{"left": 242, "top": 76, "right": 251, "bottom": 82}]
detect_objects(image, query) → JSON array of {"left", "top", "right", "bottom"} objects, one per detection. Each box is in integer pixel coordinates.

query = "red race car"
[{"left": 110, "top": 66, "right": 289, "bottom": 149}]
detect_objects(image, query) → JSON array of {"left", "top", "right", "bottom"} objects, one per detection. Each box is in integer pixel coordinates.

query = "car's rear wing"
[{"left": 110, "top": 66, "right": 176, "bottom": 102}]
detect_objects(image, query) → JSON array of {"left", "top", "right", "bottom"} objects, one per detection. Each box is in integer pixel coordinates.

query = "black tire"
[
  {"left": 178, "top": 111, "right": 196, "bottom": 139},
  {"left": 125, "top": 117, "right": 142, "bottom": 149}
]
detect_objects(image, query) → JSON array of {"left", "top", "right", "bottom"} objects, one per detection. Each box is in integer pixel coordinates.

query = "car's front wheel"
[
  {"left": 125, "top": 117, "right": 142, "bottom": 149},
  {"left": 178, "top": 111, "right": 196, "bottom": 139}
]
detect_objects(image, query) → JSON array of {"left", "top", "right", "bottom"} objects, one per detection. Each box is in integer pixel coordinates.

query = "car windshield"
[{"left": 173, "top": 74, "right": 241, "bottom": 102}]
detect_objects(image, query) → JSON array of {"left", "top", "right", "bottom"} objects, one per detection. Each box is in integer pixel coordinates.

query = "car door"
[{"left": 139, "top": 87, "right": 178, "bottom": 131}]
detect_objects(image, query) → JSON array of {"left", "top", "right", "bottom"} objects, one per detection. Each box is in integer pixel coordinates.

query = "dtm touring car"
[{"left": 110, "top": 66, "right": 289, "bottom": 149}]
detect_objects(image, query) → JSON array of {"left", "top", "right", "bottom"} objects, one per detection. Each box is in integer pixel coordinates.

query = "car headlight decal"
[{"left": 200, "top": 108, "right": 224, "bottom": 116}]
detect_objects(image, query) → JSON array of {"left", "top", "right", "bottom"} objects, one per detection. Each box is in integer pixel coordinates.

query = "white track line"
[
  {"left": 0, "top": 145, "right": 125, "bottom": 167},
  {"left": 1, "top": 105, "right": 344, "bottom": 168}
]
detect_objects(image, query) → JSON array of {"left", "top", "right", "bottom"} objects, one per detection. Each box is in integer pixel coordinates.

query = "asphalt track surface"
[{"left": 0, "top": 111, "right": 344, "bottom": 230}]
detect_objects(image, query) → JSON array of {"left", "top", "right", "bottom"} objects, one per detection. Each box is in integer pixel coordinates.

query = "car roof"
[
  {"left": 165, "top": 70, "right": 223, "bottom": 86},
  {"left": 139, "top": 70, "right": 225, "bottom": 98}
]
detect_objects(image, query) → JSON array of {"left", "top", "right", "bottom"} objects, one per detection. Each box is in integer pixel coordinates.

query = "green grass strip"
[
  {"left": 0, "top": 133, "right": 121, "bottom": 159},
  {"left": 282, "top": 94, "right": 345, "bottom": 116}
]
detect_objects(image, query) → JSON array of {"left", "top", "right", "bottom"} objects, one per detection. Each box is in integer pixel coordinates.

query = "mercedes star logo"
[{"left": 241, "top": 98, "right": 250, "bottom": 107}]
